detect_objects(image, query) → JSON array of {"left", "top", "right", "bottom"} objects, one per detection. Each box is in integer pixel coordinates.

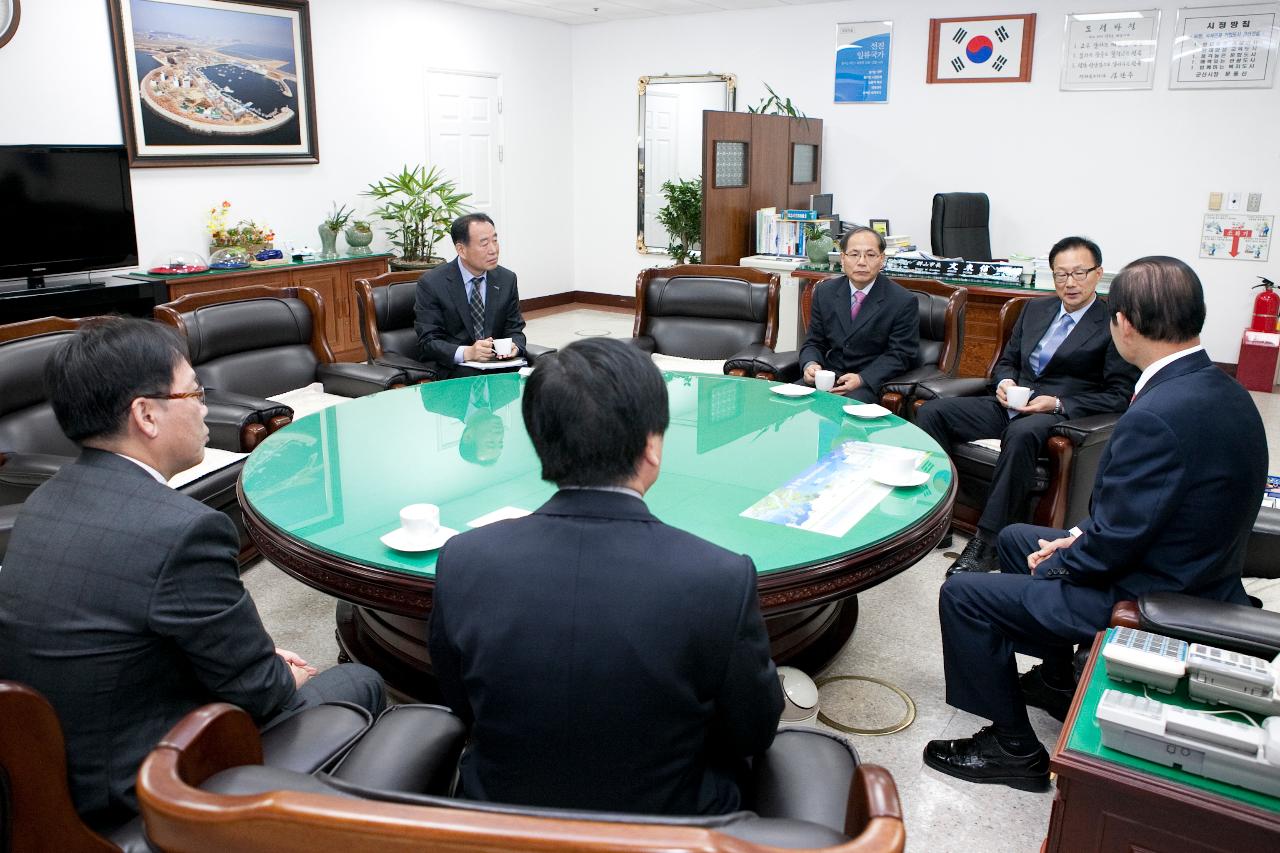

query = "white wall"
[
  {"left": 0, "top": 0, "right": 574, "bottom": 299},
  {"left": 570, "top": 0, "right": 1280, "bottom": 362}
]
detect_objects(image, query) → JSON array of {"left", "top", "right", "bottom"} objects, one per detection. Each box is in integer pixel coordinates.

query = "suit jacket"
[
  {"left": 0, "top": 450, "right": 294, "bottom": 827},
  {"left": 1029, "top": 350, "right": 1267, "bottom": 636},
  {"left": 798, "top": 274, "right": 919, "bottom": 393},
  {"left": 992, "top": 296, "right": 1137, "bottom": 418},
  {"left": 429, "top": 489, "right": 784, "bottom": 816},
  {"left": 413, "top": 260, "right": 527, "bottom": 368}
]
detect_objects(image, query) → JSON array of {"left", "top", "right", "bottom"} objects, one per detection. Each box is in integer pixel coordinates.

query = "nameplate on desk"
[{"left": 884, "top": 257, "right": 1024, "bottom": 285}]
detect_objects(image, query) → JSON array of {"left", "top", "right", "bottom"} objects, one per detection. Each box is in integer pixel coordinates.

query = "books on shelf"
[{"left": 756, "top": 208, "right": 829, "bottom": 257}]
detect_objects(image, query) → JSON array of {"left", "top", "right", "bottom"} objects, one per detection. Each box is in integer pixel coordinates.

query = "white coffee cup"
[
  {"left": 815, "top": 369, "right": 836, "bottom": 392},
  {"left": 399, "top": 503, "right": 440, "bottom": 541},
  {"left": 880, "top": 453, "right": 916, "bottom": 478},
  {"left": 493, "top": 338, "right": 514, "bottom": 358},
  {"left": 1005, "top": 385, "right": 1032, "bottom": 410}
]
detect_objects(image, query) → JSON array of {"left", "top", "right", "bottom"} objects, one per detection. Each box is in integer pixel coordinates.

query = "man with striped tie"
[
  {"left": 414, "top": 213, "right": 527, "bottom": 377},
  {"left": 916, "top": 236, "right": 1138, "bottom": 576}
]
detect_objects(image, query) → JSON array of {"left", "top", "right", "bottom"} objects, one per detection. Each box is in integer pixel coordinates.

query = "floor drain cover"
[
  {"left": 815, "top": 675, "right": 916, "bottom": 736},
  {"left": 574, "top": 329, "right": 613, "bottom": 336}
]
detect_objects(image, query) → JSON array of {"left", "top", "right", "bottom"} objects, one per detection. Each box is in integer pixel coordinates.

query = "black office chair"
[{"left": 931, "top": 192, "right": 992, "bottom": 261}]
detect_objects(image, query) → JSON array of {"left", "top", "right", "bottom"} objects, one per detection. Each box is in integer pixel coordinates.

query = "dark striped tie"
[{"left": 469, "top": 277, "right": 485, "bottom": 340}]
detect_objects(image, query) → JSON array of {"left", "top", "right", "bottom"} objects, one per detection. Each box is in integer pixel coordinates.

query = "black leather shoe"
[
  {"left": 1020, "top": 665, "right": 1076, "bottom": 722},
  {"left": 937, "top": 532, "right": 954, "bottom": 550},
  {"left": 923, "top": 727, "right": 1050, "bottom": 791},
  {"left": 945, "top": 535, "right": 999, "bottom": 576}
]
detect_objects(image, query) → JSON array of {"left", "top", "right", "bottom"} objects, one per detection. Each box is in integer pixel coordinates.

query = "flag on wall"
[{"left": 928, "top": 15, "right": 1036, "bottom": 83}]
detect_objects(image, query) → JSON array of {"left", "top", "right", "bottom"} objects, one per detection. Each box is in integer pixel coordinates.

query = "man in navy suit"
[
  {"left": 799, "top": 226, "right": 919, "bottom": 403},
  {"left": 429, "top": 337, "right": 783, "bottom": 815},
  {"left": 414, "top": 213, "right": 527, "bottom": 377},
  {"left": 916, "top": 236, "right": 1138, "bottom": 574},
  {"left": 924, "top": 256, "right": 1267, "bottom": 791}
]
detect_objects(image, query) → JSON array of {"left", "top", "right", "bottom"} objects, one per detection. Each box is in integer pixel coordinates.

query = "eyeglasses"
[
  {"left": 140, "top": 386, "right": 207, "bottom": 404},
  {"left": 1051, "top": 266, "right": 1100, "bottom": 283},
  {"left": 842, "top": 251, "right": 882, "bottom": 261}
]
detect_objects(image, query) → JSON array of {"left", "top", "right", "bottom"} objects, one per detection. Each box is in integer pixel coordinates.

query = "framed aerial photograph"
[
  {"left": 106, "top": 0, "right": 319, "bottom": 167},
  {"left": 927, "top": 14, "right": 1037, "bottom": 83}
]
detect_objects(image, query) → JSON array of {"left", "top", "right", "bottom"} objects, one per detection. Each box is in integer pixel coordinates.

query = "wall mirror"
[{"left": 637, "top": 73, "right": 735, "bottom": 255}]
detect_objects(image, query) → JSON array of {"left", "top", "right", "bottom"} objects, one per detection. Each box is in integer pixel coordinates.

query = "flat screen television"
[{"left": 0, "top": 145, "right": 138, "bottom": 288}]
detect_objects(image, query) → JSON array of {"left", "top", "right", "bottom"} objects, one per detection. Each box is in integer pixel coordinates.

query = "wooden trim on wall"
[{"left": 520, "top": 291, "right": 635, "bottom": 312}]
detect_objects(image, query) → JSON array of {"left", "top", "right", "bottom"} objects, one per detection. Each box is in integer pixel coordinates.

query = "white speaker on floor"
[{"left": 776, "top": 666, "right": 819, "bottom": 726}]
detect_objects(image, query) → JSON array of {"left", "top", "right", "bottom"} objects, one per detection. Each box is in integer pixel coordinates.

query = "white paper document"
[
  {"left": 461, "top": 358, "right": 527, "bottom": 370},
  {"left": 467, "top": 506, "right": 532, "bottom": 528}
]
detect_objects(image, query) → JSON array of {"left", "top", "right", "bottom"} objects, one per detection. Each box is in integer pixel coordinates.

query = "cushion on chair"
[
  {"left": 184, "top": 298, "right": 313, "bottom": 363},
  {"left": 641, "top": 275, "right": 772, "bottom": 359},
  {"left": 913, "top": 291, "right": 950, "bottom": 369},
  {"left": 0, "top": 335, "right": 81, "bottom": 458},
  {"left": 258, "top": 702, "right": 372, "bottom": 775},
  {"left": 373, "top": 281, "right": 418, "bottom": 334},
  {"left": 750, "top": 728, "right": 858, "bottom": 835},
  {"left": 198, "top": 348, "right": 321, "bottom": 401},
  {"left": 328, "top": 704, "right": 466, "bottom": 795}
]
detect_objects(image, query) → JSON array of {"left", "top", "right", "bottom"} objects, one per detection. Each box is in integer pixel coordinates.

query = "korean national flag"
[{"left": 937, "top": 19, "right": 1027, "bottom": 79}]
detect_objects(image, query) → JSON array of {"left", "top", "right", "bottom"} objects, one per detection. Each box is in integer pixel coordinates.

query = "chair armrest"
[
  {"left": 317, "top": 362, "right": 406, "bottom": 397},
  {"left": 723, "top": 343, "right": 778, "bottom": 377},
  {"left": 846, "top": 764, "right": 904, "bottom": 844},
  {"left": 749, "top": 349, "right": 802, "bottom": 383},
  {"left": 524, "top": 343, "right": 557, "bottom": 364},
  {"left": 881, "top": 365, "right": 950, "bottom": 399},
  {"left": 203, "top": 397, "right": 276, "bottom": 453},
  {"left": 915, "top": 375, "right": 990, "bottom": 402},
  {"left": 0, "top": 452, "right": 72, "bottom": 505},
  {"left": 0, "top": 502, "right": 19, "bottom": 560},
  {"left": 1137, "top": 592, "right": 1280, "bottom": 659},
  {"left": 1049, "top": 412, "right": 1120, "bottom": 450},
  {"left": 372, "top": 352, "right": 444, "bottom": 384},
  {"left": 629, "top": 335, "right": 656, "bottom": 355},
  {"left": 328, "top": 704, "right": 466, "bottom": 796},
  {"left": 1246, "top": 506, "right": 1280, "bottom": 580}
]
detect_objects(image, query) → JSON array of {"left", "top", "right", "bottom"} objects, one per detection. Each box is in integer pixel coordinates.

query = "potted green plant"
[
  {"left": 803, "top": 222, "right": 835, "bottom": 266},
  {"left": 344, "top": 218, "right": 374, "bottom": 255},
  {"left": 365, "top": 165, "right": 471, "bottom": 271},
  {"left": 656, "top": 177, "right": 702, "bottom": 265},
  {"left": 318, "top": 202, "right": 353, "bottom": 258}
]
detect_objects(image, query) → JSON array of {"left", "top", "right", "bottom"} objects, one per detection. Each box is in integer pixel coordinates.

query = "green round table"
[{"left": 239, "top": 372, "right": 954, "bottom": 700}]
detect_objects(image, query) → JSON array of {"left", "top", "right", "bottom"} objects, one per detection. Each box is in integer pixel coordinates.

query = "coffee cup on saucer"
[
  {"left": 1005, "top": 385, "right": 1032, "bottom": 410},
  {"left": 381, "top": 503, "right": 456, "bottom": 552},
  {"left": 880, "top": 454, "right": 916, "bottom": 479},
  {"left": 815, "top": 369, "right": 836, "bottom": 392},
  {"left": 494, "top": 338, "right": 514, "bottom": 358}
]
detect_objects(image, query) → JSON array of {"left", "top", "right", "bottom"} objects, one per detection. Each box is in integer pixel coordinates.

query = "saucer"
[
  {"left": 771, "top": 384, "right": 815, "bottom": 398},
  {"left": 380, "top": 525, "right": 458, "bottom": 553},
  {"left": 518, "top": 366, "right": 535, "bottom": 377},
  {"left": 844, "top": 403, "right": 890, "bottom": 418},
  {"left": 869, "top": 467, "right": 928, "bottom": 488}
]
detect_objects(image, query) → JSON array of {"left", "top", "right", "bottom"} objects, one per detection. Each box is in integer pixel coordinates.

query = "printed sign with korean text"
[
  {"left": 1062, "top": 10, "right": 1161, "bottom": 90},
  {"left": 1171, "top": 3, "right": 1279, "bottom": 88}
]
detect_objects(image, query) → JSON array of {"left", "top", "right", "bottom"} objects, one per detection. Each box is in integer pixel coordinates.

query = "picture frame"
[
  {"left": 1168, "top": 3, "right": 1279, "bottom": 90},
  {"left": 1060, "top": 10, "right": 1161, "bottom": 91},
  {"left": 927, "top": 14, "right": 1037, "bottom": 84},
  {"left": 106, "top": 0, "right": 319, "bottom": 167},
  {"left": 869, "top": 219, "right": 890, "bottom": 237}
]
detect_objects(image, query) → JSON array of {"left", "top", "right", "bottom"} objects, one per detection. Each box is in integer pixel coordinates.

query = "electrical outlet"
[
  {"left": 1208, "top": 192, "right": 1223, "bottom": 210},
  {"left": 1227, "top": 192, "right": 1244, "bottom": 211},
  {"left": 1248, "top": 193, "right": 1262, "bottom": 212}
]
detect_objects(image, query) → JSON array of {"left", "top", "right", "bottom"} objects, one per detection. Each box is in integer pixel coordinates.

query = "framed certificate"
[
  {"left": 927, "top": 14, "right": 1036, "bottom": 83},
  {"left": 1061, "top": 10, "right": 1161, "bottom": 91},
  {"left": 1169, "top": 3, "right": 1279, "bottom": 89}
]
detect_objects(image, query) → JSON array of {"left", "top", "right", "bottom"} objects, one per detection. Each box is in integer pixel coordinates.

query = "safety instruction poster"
[{"left": 1200, "top": 213, "right": 1273, "bottom": 260}]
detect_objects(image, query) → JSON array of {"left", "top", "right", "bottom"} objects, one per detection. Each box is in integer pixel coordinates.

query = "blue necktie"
[{"left": 1030, "top": 314, "right": 1075, "bottom": 376}]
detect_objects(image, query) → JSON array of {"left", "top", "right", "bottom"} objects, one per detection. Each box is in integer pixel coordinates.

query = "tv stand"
[{"left": 0, "top": 276, "right": 159, "bottom": 323}]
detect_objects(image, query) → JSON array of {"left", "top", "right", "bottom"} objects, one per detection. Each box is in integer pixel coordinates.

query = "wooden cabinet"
[{"left": 131, "top": 255, "right": 390, "bottom": 361}]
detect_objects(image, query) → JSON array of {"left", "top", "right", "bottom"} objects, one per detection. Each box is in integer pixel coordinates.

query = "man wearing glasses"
[
  {"left": 916, "top": 236, "right": 1137, "bottom": 577},
  {"left": 799, "top": 226, "right": 919, "bottom": 403},
  {"left": 0, "top": 318, "right": 384, "bottom": 833}
]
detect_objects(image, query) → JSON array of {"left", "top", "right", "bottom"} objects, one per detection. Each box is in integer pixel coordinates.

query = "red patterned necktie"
[{"left": 850, "top": 288, "right": 866, "bottom": 322}]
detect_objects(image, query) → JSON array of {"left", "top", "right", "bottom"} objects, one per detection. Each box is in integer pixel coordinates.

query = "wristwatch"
[{"left": 1053, "top": 398, "right": 1063, "bottom": 416}]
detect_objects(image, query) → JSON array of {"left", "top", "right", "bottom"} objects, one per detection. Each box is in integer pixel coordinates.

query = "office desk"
[
  {"left": 1045, "top": 629, "right": 1280, "bottom": 851},
  {"left": 239, "top": 373, "right": 954, "bottom": 699}
]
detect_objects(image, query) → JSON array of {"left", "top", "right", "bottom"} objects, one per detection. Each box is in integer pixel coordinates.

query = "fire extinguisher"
[{"left": 1252, "top": 277, "right": 1279, "bottom": 332}]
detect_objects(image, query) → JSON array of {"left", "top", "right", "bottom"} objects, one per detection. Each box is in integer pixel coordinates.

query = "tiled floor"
[{"left": 243, "top": 307, "right": 1280, "bottom": 852}]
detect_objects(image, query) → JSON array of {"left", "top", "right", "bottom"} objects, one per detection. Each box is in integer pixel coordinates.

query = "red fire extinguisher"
[{"left": 1253, "top": 277, "right": 1279, "bottom": 332}]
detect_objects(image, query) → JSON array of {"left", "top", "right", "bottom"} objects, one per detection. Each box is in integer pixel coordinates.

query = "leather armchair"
[
  {"left": 1109, "top": 592, "right": 1280, "bottom": 660},
  {"left": 0, "top": 316, "right": 274, "bottom": 565},
  {"left": 0, "top": 681, "right": 378, "bottom": 853},
  {"left": 930, "top": 192, "right": 993, "bottom": 261},
  {"left": 154, "top": 285, "right": 406, "bottom": 410},
  {"left": 354, "top": 271, "right": 556, "bottom": 383},
  {"left": 912, "top": 297, "right": 1116, "bottom": 533},
  {"left": 630, "top": 265, "right": 783, "bottom": 377},
  {"left": 137, "top": 704, "right": 905, "bottom": 853}
]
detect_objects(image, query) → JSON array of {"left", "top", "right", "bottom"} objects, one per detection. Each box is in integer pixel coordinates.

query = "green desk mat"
[{"left": 1066, "top": 627, "right": 1280, "bottom": 812}]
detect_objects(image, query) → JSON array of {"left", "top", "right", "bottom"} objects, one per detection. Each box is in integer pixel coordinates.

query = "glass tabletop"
[{"left": 240, "top": 372, "right": 952, "bottom": 581}]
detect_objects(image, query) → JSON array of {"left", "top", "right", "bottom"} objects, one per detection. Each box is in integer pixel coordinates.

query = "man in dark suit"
[
  {"left": 429, "top": 337, "right": 783, "bottom": 815},
  {"left": 924, "top": 256, "right": 1267, "bottom": 791},
  {"left": 799, "top": 226, "right": 919, "bottom": 403},
  {"left": 916, "top": 236, "right": 1138, "bottom": 575},
  {"left": 414, "top": 213, "right": 527, "bottom": 376},
  {"left": 0, "top": 318, "right": 384, "bottom": 831}
]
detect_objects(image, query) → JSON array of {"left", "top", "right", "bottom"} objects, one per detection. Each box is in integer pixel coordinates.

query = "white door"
[
  {"left": 644, "top": 91, "right": 677, "bottom": 248},
  {"left": 425, "top": 70, "right": 503, "bottom": 253}
]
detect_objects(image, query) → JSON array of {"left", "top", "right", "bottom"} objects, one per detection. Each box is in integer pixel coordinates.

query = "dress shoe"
[
  {"left": 923, "top": 727, "right": 1050, "bottom": 791},
  {"left": 937, "top": 532, "right": 954, "bottom": 550},
  {"left": 1020, "top": 664, "right": 1076, "bottom": 722},
  {"left": 945, "top": 535, "right": 999, "bottom": 576}
]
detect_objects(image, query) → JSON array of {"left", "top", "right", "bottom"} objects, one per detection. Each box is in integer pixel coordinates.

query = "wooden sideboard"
[
  {"left": 124, "top": 254, "right": 391, "bottom": 362},
  {"left": 794, "top": 269, "right": 1043, "bottom": 378}
]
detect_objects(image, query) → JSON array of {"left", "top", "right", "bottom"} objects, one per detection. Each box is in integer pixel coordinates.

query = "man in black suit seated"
[
  {"left": 799, "top": 226, "right": 919, "bottom": 403},
  {"left": 0, "top": 318, "right": 385, "bottom": 832},
  {"left": 916, "top": 236, "right": 1138, "bottom": 575},
  {"left": 429, "top": 337, "right": 784, "bottom": 815},
  {"left": 924, "top": 256, "right": 1267, "bottom": 791},
  {"left": 413, "top": 213, "right": 527, "bottom": 377}
]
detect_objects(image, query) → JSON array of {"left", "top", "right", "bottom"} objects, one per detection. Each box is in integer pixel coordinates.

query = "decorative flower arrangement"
[{"left": 206, "top": 200, "right": 275, "bottom": 249}]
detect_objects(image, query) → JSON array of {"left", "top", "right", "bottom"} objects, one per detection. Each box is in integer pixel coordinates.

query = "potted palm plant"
[
  {"left": 365, "top": 165, "right": 471, "bottom": 271},
  {"left": 656, "top": 177, "right": 702, "bottom": 265}
]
